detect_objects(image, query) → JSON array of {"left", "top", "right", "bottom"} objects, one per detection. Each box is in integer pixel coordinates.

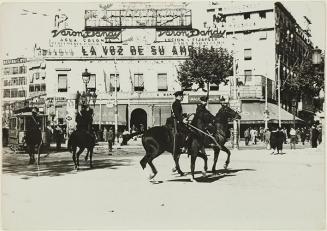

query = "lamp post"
[{"left": 82, "top": 68, "right": 91, "bottom": 92}]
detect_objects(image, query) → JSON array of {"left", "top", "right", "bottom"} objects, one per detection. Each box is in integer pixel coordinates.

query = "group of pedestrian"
[{"left": 244, "top": 127, "right": 262, "bottom": 145}]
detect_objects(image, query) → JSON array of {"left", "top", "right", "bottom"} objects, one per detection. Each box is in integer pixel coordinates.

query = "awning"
[
  {"left": 93, "top": 104, "right": 127, "bottom": 125},
  {"left": 240, "top": 102, "right": 304, "bottom": 124}
]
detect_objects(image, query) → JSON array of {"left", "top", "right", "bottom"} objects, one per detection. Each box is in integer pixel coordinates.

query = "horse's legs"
[
  {"left": 72, "top": 146, "right": 77, "bottom": 169},
  {"left": 197, "top": 151, "right": 208, "bottom": 174},
  {"left": 28, "top": 145, "right": 35, "bottom": 164},
  {"left": 212, "top": 147, "right": 220, "bottom": 174},
  {"left": 140, "top": 155, "right": 148, "bottom": 169},
  {"left": 220, "top": 145, "right": 231, "bottom": 169},
  {"left": 89, "top": 148, "right": 93, "bottom": 168},
  {"left": 173, "top": 153, "right": 184, "bottom": 176},
  {"left": 85, "top": 150, "right": 89, "bottom": 161},
  {"left": 76, "top": 147, "right": 85, "bottom": 170},
  {"left": 190, "top": 154, "right": 197, "bottom": 181},
  {"left": 147, "top": 157, "right": 158, "bottom": 180}
]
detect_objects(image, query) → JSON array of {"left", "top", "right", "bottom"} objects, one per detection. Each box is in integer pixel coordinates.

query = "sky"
[{"left": 0, "top": 0, "right": 325, "bottom": 58}]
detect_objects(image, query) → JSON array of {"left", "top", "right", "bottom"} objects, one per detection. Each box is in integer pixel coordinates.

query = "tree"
[
  {"left": 177, "top": 47, "right": 233, "bottom": 97},
  {"left": 282, "top": 52, "right": 325, "bottom": 111}
]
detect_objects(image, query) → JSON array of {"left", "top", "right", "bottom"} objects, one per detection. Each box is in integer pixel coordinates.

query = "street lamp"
[{"left": 82, "top": 68, "right": 91, "bottom": 92}]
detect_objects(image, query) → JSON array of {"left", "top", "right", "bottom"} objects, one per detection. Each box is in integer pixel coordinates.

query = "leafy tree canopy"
[{"left": 177, "top": 47, "right": 233, "bottom": 92}]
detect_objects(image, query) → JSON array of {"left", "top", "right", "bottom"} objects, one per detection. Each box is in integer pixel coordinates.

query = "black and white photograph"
[{"left": 0, "top": 0, "right": 325, "bottom": 230}]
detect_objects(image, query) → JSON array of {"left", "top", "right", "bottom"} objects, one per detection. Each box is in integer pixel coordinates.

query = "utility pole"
[
  {"left": 278, "top": 55, "right": 281, "bottom": 128},
  {"left": 232, "top": 31, "right": 239, "bottom": 150},
  {"left": 264, "top": 76, "right": 268, "bottom": 130},
  {"left": 114, "top": 58, "right": 119, "bottom": 146}
]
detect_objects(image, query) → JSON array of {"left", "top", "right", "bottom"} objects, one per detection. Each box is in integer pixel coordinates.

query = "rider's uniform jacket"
[
  {"left": 76, "top": 109, "right": 93, "bottom": 131},
  {"left": 171, "top": 99, "right": 183, "bottom": 123}
]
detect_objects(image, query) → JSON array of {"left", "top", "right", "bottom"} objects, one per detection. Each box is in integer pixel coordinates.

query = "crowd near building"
[{"left": 1, "top": 1, "right": 324, "bottom": 141}]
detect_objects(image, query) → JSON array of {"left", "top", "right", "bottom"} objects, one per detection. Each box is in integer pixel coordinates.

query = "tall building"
[
  {"left": 1, "top": 57, "right": 29, "bottom": 127},
  {"left": 12, "top": 1, "right": 316, "bottom": 134}
]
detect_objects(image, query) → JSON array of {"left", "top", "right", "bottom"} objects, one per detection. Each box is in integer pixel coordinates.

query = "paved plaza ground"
[{"left": 1, "top": 143, "right": 325, "bottom": 230}]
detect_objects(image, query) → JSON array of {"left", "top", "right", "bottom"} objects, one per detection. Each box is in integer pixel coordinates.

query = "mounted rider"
[
  {"left": 75, "top": 103, "right": 94, "bottom": 134},
  {"left": 171, "top": 90, "right": 188, "bottom": 154}
]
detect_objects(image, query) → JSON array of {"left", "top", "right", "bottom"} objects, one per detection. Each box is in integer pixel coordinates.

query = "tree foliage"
[
  {"left": 177, "top": 47, "right": 233, "bottom": 93},
  {"left": 283, "top": 53, "right": 325, "bottom": 100}
]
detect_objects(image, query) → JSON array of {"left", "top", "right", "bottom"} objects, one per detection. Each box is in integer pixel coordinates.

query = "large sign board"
[{"left": 85, "top": 9, "right": 192, "bottom": 29}]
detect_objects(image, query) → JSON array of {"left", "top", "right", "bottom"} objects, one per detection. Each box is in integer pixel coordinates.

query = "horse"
[
  {"left": 188, "top": 104, "right": 241, "bottom": 180},
  {"left": 24, "top": 116, "right": 43, "bottom": 165},
  {"left": 68, "top": 129, "right": 96, "bottom": 170},
  {"left": 140, "top": 109, "right": 217, "bottom": 180}
]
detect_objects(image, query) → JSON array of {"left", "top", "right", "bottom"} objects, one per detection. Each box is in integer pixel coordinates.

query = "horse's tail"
[{"left": 142, "top": 136, "right": 159, "bottom": 156}]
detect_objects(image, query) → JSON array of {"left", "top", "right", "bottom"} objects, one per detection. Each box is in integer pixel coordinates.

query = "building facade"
[{"left": 4, "top": 1, "right": 316, "bottom": 134}]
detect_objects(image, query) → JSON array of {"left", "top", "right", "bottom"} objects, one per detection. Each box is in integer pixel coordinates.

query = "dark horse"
[
  {"left": 25, "top": 117, "right": 43, "bottom": 165},
  {"left": 68, "top": 130, "right": 96, "bottom": 170},
  {"left": 188, "top": 104, "right": 241, "bottom": 180},
  {"left": 140, "top": 104, "right": 240, "bottom": 181}
]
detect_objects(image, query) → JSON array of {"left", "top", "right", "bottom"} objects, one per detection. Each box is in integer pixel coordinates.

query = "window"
[
  {"left": 4, "top": 80, "right": 10, "bottom": 86},
  {"left": 29, "top": 85, "right": 34, "bottom": 92},
  {"left": 58, "top": 74, "right": 67, "bottom": 92},
  {"left": 87, "top": 74, "right": 96, "bottom": 92},
  {"left": 244, "top": 13, "right": 250, "bottom": 20},
  {"left": 12, "top": 77, "right": 18, "bottom": 86},
  {"left": 4, "top": 68, "right": 10, "bottom": 75},
  {"left": 18, "top": 90, "right": 26, "bottom": 98},
  {"left": 13, "top": 67, "right": 18, "bottom": 74},
  {"left": 35, "top": 84, "right": 41, "bottom": 92},
  {"left": 244, "top": 70, "right": 252, "bottom": 83},
  {"left": 244, "top": 48, "right": 252, "bottom": 60},
  {"left": 41, "top": 84, "right": 46, "bottom": 91},
  {"left": 134, "top": 73, "right": 144, "bottom": 91},
  {"left": 19, "top": 77, "right": 26, "bottom": 85},
  {"left": 157, "top": 73, "right": 168, "bottom": 91},
  {"left": 3, "top": 89, "right": 10, "bottom": 98},
  {"left": 259, "top": 11, "right": 266, "bottom": 19},
  {"left": 109, "top": 74, "right": 120, "bottom": 92},
  {"left": 19, "top": 66, "right": 26, "bottom": 74},
  {"left": 10, "top": 88, "right": 18, "bottom": 98}
]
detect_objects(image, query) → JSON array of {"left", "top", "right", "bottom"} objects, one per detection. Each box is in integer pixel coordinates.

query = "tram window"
[
  {"left": 10, "top": 118, "right": 17, "bottom": 129},
  {"left": 19, "top": 118, "right": 24, "bottom": 130}
]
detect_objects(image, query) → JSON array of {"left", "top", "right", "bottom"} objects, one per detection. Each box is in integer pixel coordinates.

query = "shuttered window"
[
  {"left": 157, "top": 73, "right": 167, "bottom": 91},
  {"left": 58, "top": 74, "right": 67, "bottom": 92},
  {"left": 134, "top": 73, "right": 144, "bottom": 91}
]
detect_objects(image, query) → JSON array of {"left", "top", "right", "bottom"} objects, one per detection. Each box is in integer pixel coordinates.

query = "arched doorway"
[{"left": 130, "top": 108, "right": 147, "bottom": 132}]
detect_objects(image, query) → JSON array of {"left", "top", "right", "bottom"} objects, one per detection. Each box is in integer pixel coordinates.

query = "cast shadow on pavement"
[
  {"left": 167, "top": 168, "right": 255, "bottom": 183},
  {"left": 2, "top": 152, "right": 133, "bottom": 179}
]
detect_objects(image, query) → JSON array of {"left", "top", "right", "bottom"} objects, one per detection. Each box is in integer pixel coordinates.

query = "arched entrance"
[{"left": 130, "top": 108, "right": 147, "bottom": 132}]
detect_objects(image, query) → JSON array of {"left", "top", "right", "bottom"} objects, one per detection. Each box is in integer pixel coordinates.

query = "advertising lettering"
[{"left": 51, "top": 28, "right": 122, "bottom": 43}]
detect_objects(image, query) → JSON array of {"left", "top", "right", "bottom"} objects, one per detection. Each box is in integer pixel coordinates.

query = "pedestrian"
[
  {"left": 317, "top": 125, "right": 322, "bottom": 145},
  {"left": 121, "top": 128, "right": 130, "bottom": 146},
  {"left": 250, "top": 127, "right": 257, "bottom": 145},
  {"left": 54, "top": 125, "right": 62, "bottom": 152},
  {"left": 107, "top": 127, "right": 114, "bottom": 153},
  {"left": 289, "top": 127, "right": 296, "bottom": 150},
  {"left": 259, "top": 127, "right": 264, "bottom": 142},
  {"left": 103, "top": 127, "right": 108, "bottom": 143},
  {"left": 244, "top": 127, "right": 250, "bottom": 146},
  {"left": 264, "top": 129, "right": 271, "bottom": 150},
  {"left": 300, "top": 128, "right": 306, "bottom": 145},
  {"left": 311, "top": 125, "right": 319, "bottom": 148},
  {"left": 282, "top": 127, "right": 288, "bottom": 144},
  {"left": 270, "top": 126, "right": 278, "bottom": 154},
  {"left": 276, "top": 127, "right": 284, "bottom": 154}
]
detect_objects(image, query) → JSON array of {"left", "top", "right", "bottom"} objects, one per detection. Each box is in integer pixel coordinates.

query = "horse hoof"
[
  {"left": 224, "top": 164, "right": 228, "bottom": 169},
  {"left": 172, "top": 167, "right": 177, "bottom": 173},
  {"left": 179, "top": 172, "right": 185, "bottom": 177},
  {"left": 148, "top": 173, "right": 157, "bottom": 180},
  {"left": 202, "top": 171, "right": 207, "bottom": 177}
]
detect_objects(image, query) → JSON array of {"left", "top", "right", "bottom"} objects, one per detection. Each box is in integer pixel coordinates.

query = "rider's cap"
[
  {"left": 200, "top": 96, "right": 208, "bottom": 102},
  {"left": 173, "top": 91, "right": 184, "bottom": 97}
]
